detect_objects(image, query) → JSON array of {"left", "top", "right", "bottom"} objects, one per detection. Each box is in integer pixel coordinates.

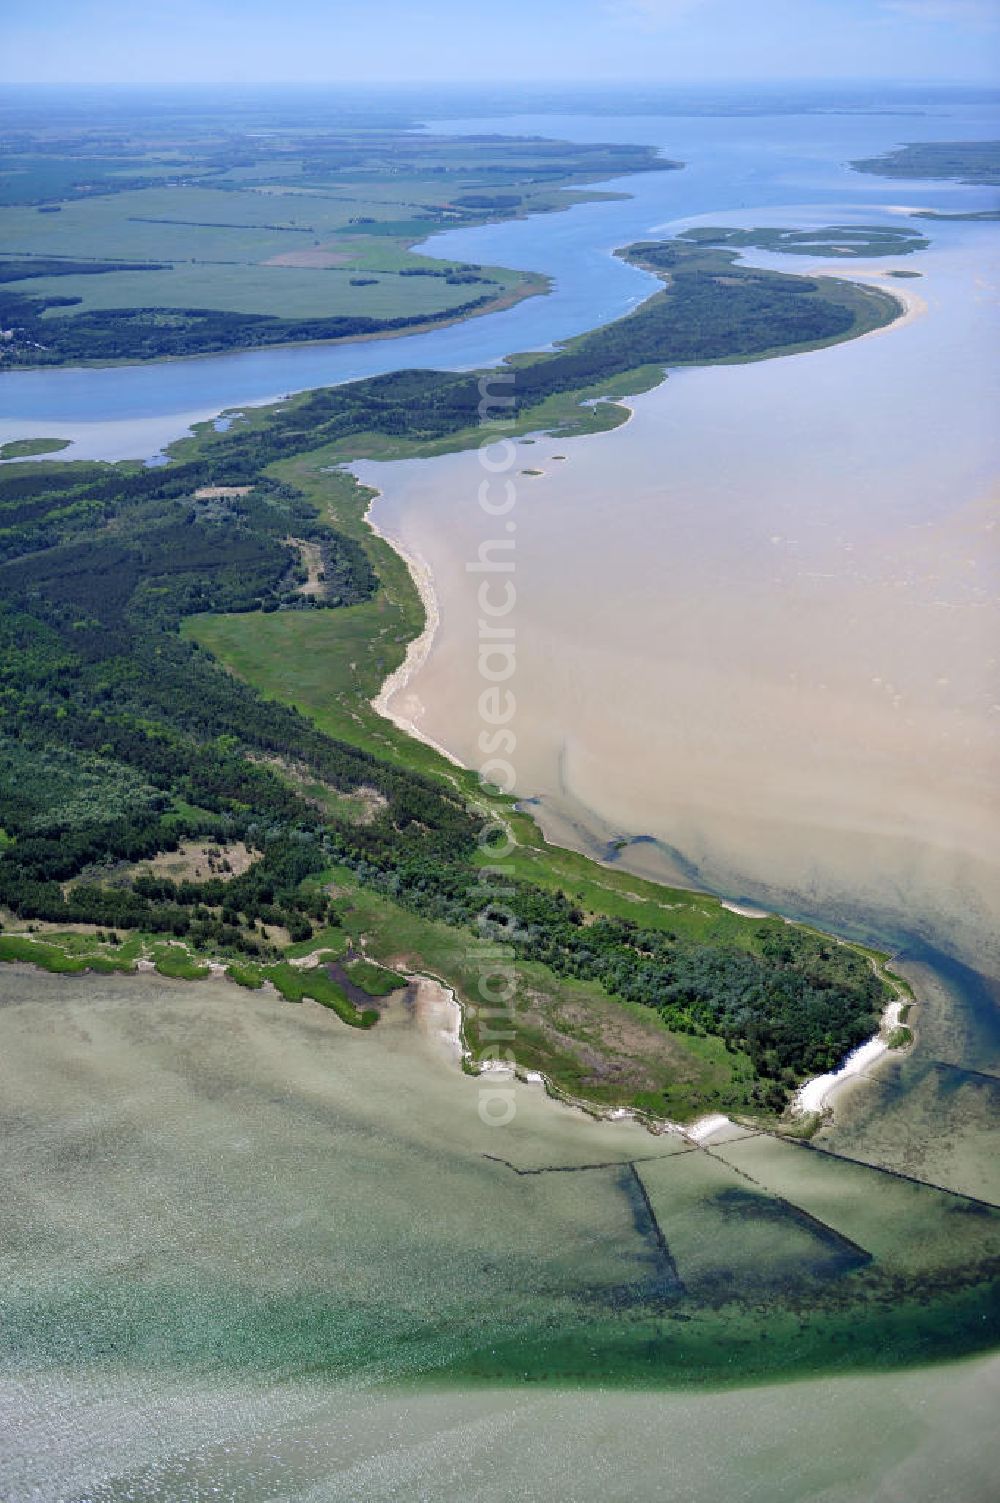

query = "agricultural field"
[
  {"left": 13, "top": 254, "right": 526, "bottom": 322},
  {"left": 0, "top": 103, "right": 674, "bottom": 362}
]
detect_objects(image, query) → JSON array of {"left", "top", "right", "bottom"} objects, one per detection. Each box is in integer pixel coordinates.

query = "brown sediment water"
[{"left": 361, "top": 241, "right": 1000, "bottom": 976}]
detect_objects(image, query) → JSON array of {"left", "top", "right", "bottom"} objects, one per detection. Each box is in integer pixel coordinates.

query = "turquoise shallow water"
[{"left": 0, "top": 966, "right": 997, "bottom": 1501}]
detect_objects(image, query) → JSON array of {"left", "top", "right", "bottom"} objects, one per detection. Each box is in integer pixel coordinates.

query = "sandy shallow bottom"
[
  {"left": 4, "top": 1356, "right": 999, "bottom": 1503},
  {"left": 2, "top": 966, "right": 998, "bottom": 1501},
  {"left": 819, "top": 956, "right": 1000, "bottom": 1202}
]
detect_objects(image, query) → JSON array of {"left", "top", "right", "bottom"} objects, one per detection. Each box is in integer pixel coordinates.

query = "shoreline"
[
  {"left": 792, "top": 992, "right": 907, "bottom": 1118},
  {"left": 840, "top": 272, "right": 927, "bottom": 340},
  {"left": 1, "top": 897, "right": 911, "bottom": 1144},
  {"left": 432, "top": 942, "right": 910, "bottom": 1144},
  {"left": 358, "top": 348, "right": 924, "bottom": 1143},
  {"left": 410, "top": 964, "right": 736, "bottom": 1141},
  {"left": 363, "top": 485, "right": 466, "bottom": 769},
  {"left": 5, "top": 231, "right": 934, "bottom": 1141},
  {"left": 0, "top": 272, "right": 551, "bottom": 380}
]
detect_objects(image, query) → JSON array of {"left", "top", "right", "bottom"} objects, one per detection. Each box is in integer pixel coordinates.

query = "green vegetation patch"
[
  {"left": 0, "top": 119, "right": 672, "bottom": 365},
  {"left": 0, "top": 229, "right": 900, "bottom": 1119},
  {"left": 343, "top": 955, "right": 406, "bottom": 996},
  {"left": 17, "top": 257, "right": 529, "bottom": 324},
  {"left": 226, "top": 962, "right": 265, "bottom": 989},
  {"left": 678, "top": 224, "right": 928, "bottom": 258},
  {"left": 0, "top": 933, "right": 132, "bottom": 975},
  {"left": 851, "top": 140, "right": 1000, "bottom": 187},
  {"left": 151, "top": 943, "right": 210, "bottom": 980},
  {"left": 263, "top": 961, "right": 376, "bottom": 1027},
  {"left": 0, "top": 438, "right": 71, "bottom": 460}
]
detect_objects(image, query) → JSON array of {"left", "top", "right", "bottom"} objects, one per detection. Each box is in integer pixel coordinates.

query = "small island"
[
  {"left": 0, "top": 437, "right": 70, "bottom": 460},
  {"left": 911, "top": 208, "right": 1000, "bottom": 223},
  {"left": 677, "top": 223, "right": 928, "bottom": 257},
  {"left": 850, "top": 139, "right": 1000, "bottom": 186}
]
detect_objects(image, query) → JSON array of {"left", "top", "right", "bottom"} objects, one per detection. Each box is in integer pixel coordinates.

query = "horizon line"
[{"left": 2, "top": 76, "right": 998, "bottom": 89}]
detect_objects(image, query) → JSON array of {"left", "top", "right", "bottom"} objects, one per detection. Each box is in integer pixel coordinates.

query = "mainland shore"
[{"left": 361, "top": 470, "right": 914, "bottom": 1142}]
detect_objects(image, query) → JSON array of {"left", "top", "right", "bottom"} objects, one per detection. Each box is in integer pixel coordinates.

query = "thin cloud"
[
  {"left": 609, "top": 0, "right": 710, "bottom": 26},
  {"left": 881, "top": 0, "right": 999, "bottom": 22}
]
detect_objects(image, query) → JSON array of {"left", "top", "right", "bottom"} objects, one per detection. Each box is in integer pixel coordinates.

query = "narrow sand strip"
[
  {"left": 793, "top": 996, "right": 906, "bottom": 1116},
  {"left": 364, "top": 487, "right": 465, "bottom": 768},
  {"left": 832, "top": 272, "right": 927, "bottom": 343},
  {"left": 685, "top": 1113, "right": 734, "bottom": 1143},
  {"left": 720, "top": 899, "right": 771, "bottom": 919}
]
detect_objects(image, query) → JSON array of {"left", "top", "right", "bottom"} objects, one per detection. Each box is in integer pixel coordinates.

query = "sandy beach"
[
  {"left": 363, "top": 485, "right": 464, "bottom": 768},
  {"left": 793, "top": 994, "right": 907, "bottom": 1117},
  {"left": 846, "top": 273, "right": 928, "bottom": 339}
]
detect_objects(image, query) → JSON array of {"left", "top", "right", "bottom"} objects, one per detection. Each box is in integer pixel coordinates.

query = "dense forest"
[
  {"left": 0, "top": 236, "right": 896, "bottom": 1107},
  {"left": 0, "top": 281, "right": 509, "bottom": 365}
]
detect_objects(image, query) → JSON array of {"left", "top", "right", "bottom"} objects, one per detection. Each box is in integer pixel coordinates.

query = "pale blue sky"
[{"left": 3, "top": 0, "right": 998, "bottom": 84}]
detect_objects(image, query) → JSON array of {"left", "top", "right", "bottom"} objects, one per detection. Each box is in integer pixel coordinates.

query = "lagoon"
[{"left": 364, "top": 224, "right": 1000, "bottom": 974}]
